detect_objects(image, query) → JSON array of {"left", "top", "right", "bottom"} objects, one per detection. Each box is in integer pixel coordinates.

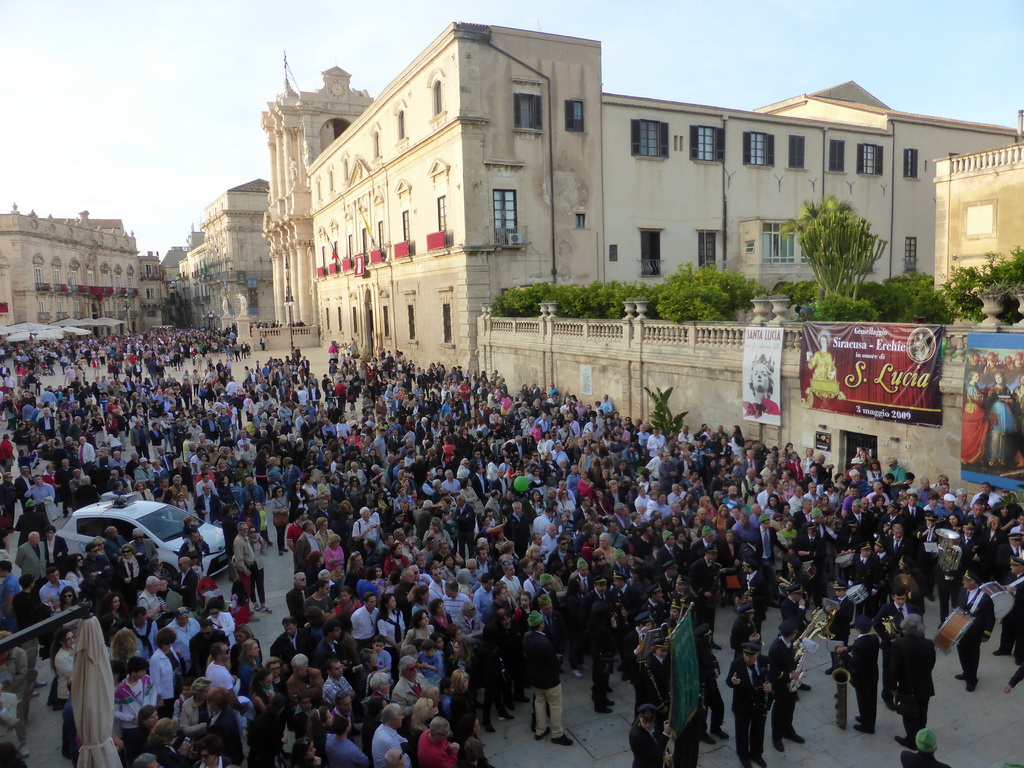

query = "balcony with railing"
[
  {"left": 34, "top": 282, "right": 51, "bottom": 292},
  {"left": 393, "top": 240, "right": 416, "bottom": 259},
  {"left": 492, "top": 226, "right": 527, "bottom": 248},
  {"left": 37, "top": 312, "right": 51, "bottom": 322},
  {"left": 426, "top": 230, "right": 454, "bottom": 251},
  {"left": 640, "top": 259, "right": 662, "bottom": 277}
]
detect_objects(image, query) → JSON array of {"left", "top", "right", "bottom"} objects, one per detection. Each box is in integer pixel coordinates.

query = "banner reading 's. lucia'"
[
  {"left": 741, "top": 326, "right": 784, "bottom": 426},
  {"left": 799, "top": 322, "right": 944, "bottom": 428}
]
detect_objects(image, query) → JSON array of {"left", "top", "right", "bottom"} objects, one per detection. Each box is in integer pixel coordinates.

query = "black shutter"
[
  {"left": 631, "top": 120, "right": 641, "bottom": 155},
  {"left": 535, "top": 96, "right": 542, "bottom": 130},
  {"left": 875, "top": 145, "right": 884, "bottom": 175},
  {"left": 564, "top": 100, "right": 573, "bottom": 131},
  {"left": 689, "top": 126, "right": 699, "bottom": 160},
  {"left": 659, "top": 122, "right": 669, "bottom": 158},
  {"left": 765, "top": 134, "right": 775, "bottom": 167},
  {"left": 742, "top": 132, "right": 751, "bottom": 165},
  {"left": 856, "top": 144, "right": 865, "bottom": 174},
  {"left": 715, "top": 127, "right": 726, "bottom": 161},
  {"left": 513, "top": 93, "right": 521, "bottom": 128}
]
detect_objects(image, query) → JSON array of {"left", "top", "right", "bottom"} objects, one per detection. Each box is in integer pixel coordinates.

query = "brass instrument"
[
  {"left": 832, "top": 657, "right": 851, "bottom": 729},
  {"left": 637, "top": 622, "right": 670, "bottom": 662},
  {"left": 935, "top": 528, "right": 963, "bottom": 580},
  {"left": 711, "top": 562, "right": 724, "bottom": 599},
  {"left": 820, "top": 599, "right": 840, "bottom": 640},
  {"left": 880, "top": 615, "right": 902, "bottom": 642},
  {"left": 789, "top": 608, "right": 827, "bottom": 692}
]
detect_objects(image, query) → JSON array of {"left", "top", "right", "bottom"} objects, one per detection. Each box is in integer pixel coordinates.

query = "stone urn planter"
[
  {"left": 750, "top": 297, "right": 773, "bottom": 325},
  {"left": 767, "top": 295, "right": 791, "bottom": 325},
  {"left": 978, "top": 287, "right": 1006, "bottom": 327},
  {"left": 623, "top": 300, "right": 637, "bottom": 319},
  {"left": 633, "top": 299, "right": 649, "bottom": 319}
]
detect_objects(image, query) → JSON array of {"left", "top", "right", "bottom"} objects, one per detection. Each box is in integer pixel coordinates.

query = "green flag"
[{"left": 667, "top": 608, "right": 700, "bottom": 737}]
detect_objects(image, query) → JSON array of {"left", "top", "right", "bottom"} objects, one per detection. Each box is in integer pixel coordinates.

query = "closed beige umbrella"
[{"left": 71, "top": 616, "right": 121, "bottom": 768}]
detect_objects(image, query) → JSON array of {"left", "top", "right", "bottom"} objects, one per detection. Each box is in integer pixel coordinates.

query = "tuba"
[
  {"left": 789, "top": 608, "right": 827, "bottom": 692},
  {"left": 935, "top": 528, "right": 963, "bottom": 580}
]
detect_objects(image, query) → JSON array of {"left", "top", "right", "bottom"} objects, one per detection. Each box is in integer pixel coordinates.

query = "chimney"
[
  {"left": 1018, "top": 109, "right": 1023, "bottom": 142},
  {"left": 77, "top": 210, "right": 90, "bottom": 224}
]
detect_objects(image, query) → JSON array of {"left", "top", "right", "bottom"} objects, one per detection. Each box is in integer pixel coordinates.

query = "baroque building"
[
  {"left": 0, "top": 206, "right": 143, "bottom": 329},
  {"left": 262, "top": 69, "right": 374, "bottom": 327},
  {"left": 263, "top": 23, "right": 1017, "bottom": 366},
  {"left": 175, "top": 180, "right": 275, "bottom": 328}
]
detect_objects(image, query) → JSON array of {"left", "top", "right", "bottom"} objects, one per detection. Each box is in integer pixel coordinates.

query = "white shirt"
[
  {"left": 205, "top": 660, "right": 235, "bottom": 692},
  {"left": 149, "top": 648, "right": 176, "bottom": 699},
  {"left": 351, "top": 605, "right": 380, "bottom": 640}
]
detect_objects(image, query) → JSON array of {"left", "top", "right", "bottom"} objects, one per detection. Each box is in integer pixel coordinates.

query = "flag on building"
[
  {"left": 331, "top": 241, "right": 339, "bottom": 260},
  {"left": 667, "top": 608, "right": 700, "bottom": 737}
]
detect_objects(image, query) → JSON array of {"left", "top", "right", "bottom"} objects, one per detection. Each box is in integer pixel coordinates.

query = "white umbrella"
[
  {"left": 6, "top": 329, "right": 65, "bottom": 341},
  {"left": 94, "top": 317, "right": 122, "bottom": 327},
  {"left": 61, "top": 326, "right": 92, "bottom": 336},
  {"left": 0, "top": 322, "right": 51, "bottom": 334},
  {"left": 72, "top": 616, "right": 120, "bottom": 768},
  {"left": 64, "top": 318, "right": 103, "bottom": 327}
]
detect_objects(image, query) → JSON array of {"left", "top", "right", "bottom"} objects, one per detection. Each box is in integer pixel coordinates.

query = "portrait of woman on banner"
[{"left": 961, "top": 370, "right": 988, "bottom": 465}]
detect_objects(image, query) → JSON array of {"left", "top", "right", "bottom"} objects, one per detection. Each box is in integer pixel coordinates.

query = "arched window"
[
  {"left": 328, "top": 170, "right": 334, "bottom": 193},
  {"left": 433, "top": 82, "right": 443, "bottom": 115},
  {"left": 397, "top": 110, "right": 405, "bottom": 140}
]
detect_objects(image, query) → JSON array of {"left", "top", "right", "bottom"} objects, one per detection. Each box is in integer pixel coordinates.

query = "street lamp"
[
  {"left": 283, "top": 257, "right": 295, "bottom": 353},
  {"left": 207, "top": 311, "right": 215, "bottom": 329}
]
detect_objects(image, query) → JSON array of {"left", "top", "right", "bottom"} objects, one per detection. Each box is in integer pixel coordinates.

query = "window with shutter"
[
  {"left": 903, "top": 148, "right": 919, "bottom": 179},
  {"left": 857, "top": 143, "right": 883, "bottom": 175},
  {"left": 744, "top": 132, "right": 772, "bottom": 166},
  {"left": 690, "top": 125, "right": 721, "bottom": 162},
  {"left": 632, "top": 120, "right": 668, "bottom": 158},
  {"left": 564, "top": 100, "right": 585, "bottom": 132},
  {"left": 828, "top": 140, "right": 845, "bottom": 172},
  {"left": 788, "top": 135, "right": 805, "bottom": 169},
  {"left": 514, "top": 93, "right": 543, "bottom": 130}
]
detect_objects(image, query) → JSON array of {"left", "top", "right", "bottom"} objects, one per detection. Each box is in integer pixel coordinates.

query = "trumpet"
[
  {"left": 789, "top": 608, "right": 827, "bottom": 692},
  {"left": 881, "top": 615, "right": 902, "bottom": 642}
]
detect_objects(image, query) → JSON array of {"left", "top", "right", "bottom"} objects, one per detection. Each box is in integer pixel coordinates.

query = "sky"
[{"left": 1, "top": 0, "right": 1021, "bottom": 257}]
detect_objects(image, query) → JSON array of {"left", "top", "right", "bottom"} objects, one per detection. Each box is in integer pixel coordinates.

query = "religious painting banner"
[
  {"left": 799, "top": 322, "right": 944, "bottom": 428},
  {"left": 961, "top": 332, "right": 1024, "bottom": 490},
  {"left": 741, "top": 326, "right": 783, "bottom": 426}
]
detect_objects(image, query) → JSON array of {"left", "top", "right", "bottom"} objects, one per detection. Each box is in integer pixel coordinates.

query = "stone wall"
[{"left": 478, "top": 307, "right": 982, "bottom": 482}]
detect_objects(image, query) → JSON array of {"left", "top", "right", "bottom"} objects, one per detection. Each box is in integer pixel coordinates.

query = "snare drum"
[
  {"left": 934, "top": 608, "right": 974, "bottom": 654},
  {"left": 846, "top": 584, "right": 868, "bottom": 604},
  {"left": 835, "top": 553, "right": 855, "bottom": 568},
  {"left": 980, "top": 582, "right": 1013, "bottom": 621}
]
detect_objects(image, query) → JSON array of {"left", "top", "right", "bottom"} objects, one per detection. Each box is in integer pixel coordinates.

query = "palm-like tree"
[{"left": 781, "top": 195, "right": 855, "bottom": 238}]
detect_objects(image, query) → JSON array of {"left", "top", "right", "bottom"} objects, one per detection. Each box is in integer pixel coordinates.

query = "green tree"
[
  {"left": 814, "top": 295, "right": 879, "bottom": 322},
  {"left": 781, "top": 194, "right": 854, "bottom": 238},
  {"left": 654, "top": 265, "right": 764, "bottom": 322},
  {"left": 644, "top": 386, "right": 688, "bottom": 435},
  {"left": 942, "top": 248, "right": 1024, "bottom": 322},
  {"left": 799, "top": 210, "right": 887, "bottom": 299}
]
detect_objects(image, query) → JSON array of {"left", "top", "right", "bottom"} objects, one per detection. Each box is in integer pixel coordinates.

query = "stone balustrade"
[{"left": 946, "top": 143, "right": 1024, "bottom": 177}]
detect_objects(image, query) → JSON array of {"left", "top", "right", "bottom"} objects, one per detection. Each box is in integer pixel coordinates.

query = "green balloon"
[{"left": 513, "top": 476, "right": 530, "bottom": 493}]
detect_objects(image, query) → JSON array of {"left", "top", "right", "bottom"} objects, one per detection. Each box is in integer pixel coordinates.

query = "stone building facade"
[
  {"left": 933, "top": 139, "right": 1024, "bottom": 282},
  {"left": 262, "top": 68, "right": 374, "bottom": 328},
  {"left": 176, "top": 180, "right": 275, "bottom": 328},
  {"left": 261, "top": 25, "right": 1017, "bottom": 366},
  {"left": 0, "top": 206, "right": 143, "bottom": 328},
  {"left": 604, "top": 83, "right": 1016, "bottom": 286}
]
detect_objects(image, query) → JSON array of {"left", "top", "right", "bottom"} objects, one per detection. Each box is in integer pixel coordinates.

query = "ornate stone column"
[
  {"left": 268, "top": 140, "right": 278, "bottom": 200},
  {"left": 283, "top": 129, "right": 295, "bottom": 196},
  {"left": 275, "top": 131, "right": 286, "bottom": 201}
]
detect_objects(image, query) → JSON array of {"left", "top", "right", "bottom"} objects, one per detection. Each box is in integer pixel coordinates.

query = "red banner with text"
[{"left": 799, "top": 322, "right": 944, "bottom": 428}]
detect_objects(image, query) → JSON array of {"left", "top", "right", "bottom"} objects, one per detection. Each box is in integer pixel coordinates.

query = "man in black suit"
[
  {"left": 778, "top": 584, "right": 807, "bottom": 632},
  {"left": 629, "top": 704, "right": 669, "bottom": 768},
  {"left": 995, "top": 555, "right": 1024, "bottom": 663},
  {"left": 823, "top": 581, "right": 854, "bottom": 675},
  {"left": 170, "top": 556, "right": 199, "bottom": 611},
  {"left": 872, "top": 590, "right": 910, "bottom": 709},
  {"left": 891, "top": 614, "right": 935, "bottom": 749},
  {"left": 522, "top": 610, "right": 574, "bottom": 746},
  {"left": 852, "top": 541, "right": 881, "bottom": 616},
  {"left": 741, "top": 559, "right": 771, "bottom": 634},
  {"left": 767, "top": 619, "right": 805, "bottom": 753},
  {"left": 688, "top": 545, "right": 719, "bottom": 642},
  {"left": 286, "top": 572, "right": 308, "bottom": 625},
  {"left": 725, "top": 642, "right": 771, "bottom": 768},
  {"left": 792, "top": 521, "right": 827, "bottom": 606},
  {"left": 188, "top": 619, "right": 228, "bottom": 677},
  {"left": 899, "top": 728, "right": 952, "bottom": 768},
  {"left": 954, "top": 571, "right": 996, "bottom": 692},
  {"left": 838, "top": 614, "right": 880, "bottom": 733},
  {"left": 693, "top": 622, "right": 728, "bottom": 743},
  {"left": 270, "top": 615, "right": 311, "bottom": 673}
]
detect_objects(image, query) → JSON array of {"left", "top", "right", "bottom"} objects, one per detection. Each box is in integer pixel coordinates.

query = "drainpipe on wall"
[
  {"left": 888, "top": 120, "right": 897, "bottom": 279},
  {"left": 721, "top": 115, "right": 728, "bottom": 270}
]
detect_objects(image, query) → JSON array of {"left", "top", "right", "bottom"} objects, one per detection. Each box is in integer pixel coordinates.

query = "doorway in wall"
[{"left": 842, "top": 431, "right": 877, "bottom": 469}]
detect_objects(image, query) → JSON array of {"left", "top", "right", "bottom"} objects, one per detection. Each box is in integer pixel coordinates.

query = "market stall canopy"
[
  {"left": 0, "top": 322, "right": 52, "bottom": 334},
  {"left": 6, "top": 328, "right": 66, "bottom": 341}
]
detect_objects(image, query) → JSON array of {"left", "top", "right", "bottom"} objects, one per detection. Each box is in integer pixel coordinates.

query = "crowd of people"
[{"left": 0, "top": 327, "right": 1019, "bottom": 768}]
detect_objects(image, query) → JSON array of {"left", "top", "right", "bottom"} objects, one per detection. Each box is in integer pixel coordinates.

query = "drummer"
[
  {"left": 995, "top": 555, "right": 1024, "bottom": 665},
  {"left": 954, "top": 571, "right": 996, "bottom": 693}
]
